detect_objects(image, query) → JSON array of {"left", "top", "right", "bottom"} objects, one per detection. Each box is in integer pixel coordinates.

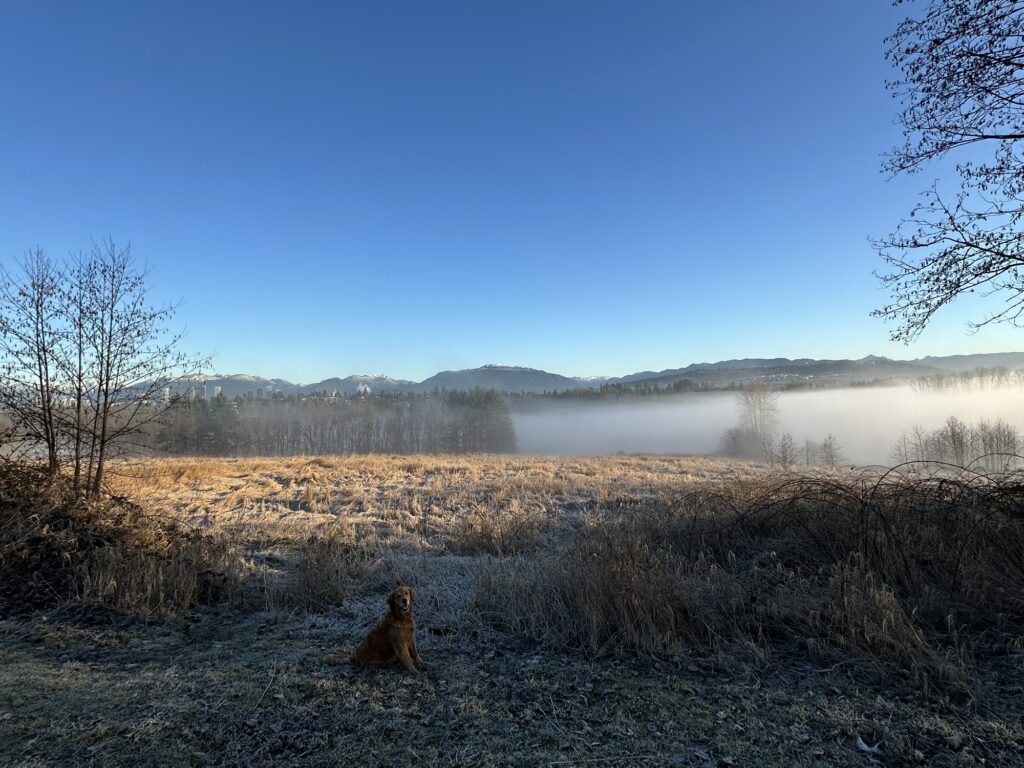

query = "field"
[{"left": 1, "top": 454, "right": 1022, "bottom": 767}]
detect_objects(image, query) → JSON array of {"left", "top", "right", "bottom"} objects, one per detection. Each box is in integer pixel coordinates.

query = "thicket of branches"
[
  {"left": 153, "top": 388, "right": 517, "bottom": 456},
  {"left": 874, "top": 0, "right": 1024, "bottom": 340},
  {"left": 0, "top": 242, "right": 206, "bottom": 496},
  {"left": 892, "top": 415, "right": 1021, "bottom": 470},
  {"left": 909, "top": 365, "right": 1024, "bottom": 391}
]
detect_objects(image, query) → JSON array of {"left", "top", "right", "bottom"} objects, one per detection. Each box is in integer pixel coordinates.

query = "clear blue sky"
[{"left": 1, "top": 1, "right": 1019, "bottom": 383}]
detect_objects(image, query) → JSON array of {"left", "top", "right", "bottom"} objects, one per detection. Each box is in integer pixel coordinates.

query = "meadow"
[{"left": 1, "top": 454, "right": 1022, "bottom": 766}]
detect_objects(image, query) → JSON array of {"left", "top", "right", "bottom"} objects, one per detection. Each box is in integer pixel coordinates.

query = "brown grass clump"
[
  {"left": 0, "top": 463, "right": 241, "bottom": 617},
  {"left": 449, "top": 499, "right": 549, "bottom": 556},
  {"left": 267, "top": 524, "right": 373, "bottom": 611},
  {"left": 475, "top": 467, "right": 1024, "bottom": 693},
  {"left": 0, "top": 462, "right": 368, "bottom": 618}
]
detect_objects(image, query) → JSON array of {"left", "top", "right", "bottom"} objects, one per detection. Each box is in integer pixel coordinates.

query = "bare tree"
[
  {"left": 943, "top": 416, "right": 970, "bottom": 466},
  {"left": 0, "top": 241, "right": 208, "bottom": 496},
  {"left": 53, "top": 253, "right": 95, "bottom": 493},
  {"left": 873, "top": 0, "right": 1024, "bottom": 341},
  {"left": 80, "top": 241, "right": 208, "bottom": 495},
  {"left": 736, "top": 383, "right": 779, "bottom": 461},
  {"left": 0, "top": 250, "right": 64, "bottom": 473},
  {"left": 819, "top": 434, "right": 843, "bottom": 467},
  {"left": 803, "top": 438, "right": 819, "bottom": 466},
  {"left": 776, "top": 432, "right": 797, "bottom": 468}
]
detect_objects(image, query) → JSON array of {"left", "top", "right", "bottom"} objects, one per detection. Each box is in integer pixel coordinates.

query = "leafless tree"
[
  {"left": 0, "top": 250, "right": 63, "bottom": 472},
  {"left": 873, "top": 0, "right": 1024, "bottom": 341},
  {"left": 53, "top": 253, "right": 95, "bottom": 492},
  {"left": 776, "top": 432, "right": 797, "bottom": 468},
  {"left": 0, "top": 241, "right": 209, "bottom": 496},
  {"left": 803, "top": 438, "right": 819, "bottom": 466},
  {"left": 79, "top": 241, "right": 208, "bottom": 495},
  {"left": 736, "top": 383, "right": 779, "bottom": 461},
  {"left": 819, "top": 434, "right": 843, "bottom": 467}
]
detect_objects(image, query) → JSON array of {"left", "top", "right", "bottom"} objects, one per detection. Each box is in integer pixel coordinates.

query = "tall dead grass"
[
  {"left": 475, "top": 466, "right": 1024, "bottom": 693},
  {"left": 450, "top": 499, "right": 549, "bottom": 556},
  {"left": 0, "top": 463, "right": 366, "bottom": 618}
]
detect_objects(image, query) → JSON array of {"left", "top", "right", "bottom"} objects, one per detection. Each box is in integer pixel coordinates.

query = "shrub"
[
  {"left": 475, "top": 469, "right": 1024, "bottom": 692},
  {"left": 0, "top": 462, "right": 366, "bottom": 618},
  {"left": 449, "top": 499, "right": 548, "bottom": 556}
]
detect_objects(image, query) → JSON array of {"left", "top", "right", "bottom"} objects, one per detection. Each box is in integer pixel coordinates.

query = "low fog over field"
[{"left": 511, "top": 385, "right": 1024, "bottom": 465}]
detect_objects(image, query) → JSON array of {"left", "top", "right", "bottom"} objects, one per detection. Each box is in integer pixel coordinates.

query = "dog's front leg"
[
  {"left": 391, "top": 633, "right": 419, "bottom": 675},
  {"left": 409, "top": 631, "right": 424, "bottom": 665}
]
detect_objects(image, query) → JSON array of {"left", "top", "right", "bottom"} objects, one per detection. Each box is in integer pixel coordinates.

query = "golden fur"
[{"left": 351, "top": 586, "right": 423, "bottom": 675}]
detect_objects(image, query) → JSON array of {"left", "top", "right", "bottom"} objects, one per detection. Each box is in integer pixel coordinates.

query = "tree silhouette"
[{"left": 874, "top": 0, "right": 1024, "bottom": 341}]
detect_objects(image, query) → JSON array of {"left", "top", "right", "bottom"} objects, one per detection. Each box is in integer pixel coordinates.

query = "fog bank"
[{"left": 511, "top": 386, "right": 1024, "bottom": 465}]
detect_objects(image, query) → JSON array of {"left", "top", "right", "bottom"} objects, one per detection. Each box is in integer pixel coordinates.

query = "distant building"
[
  {"left": 162, "top": 386, "right": 171, "bottom": 402},
  {"left": 212, "top": 385, "right": 222, "bottom": 398}
]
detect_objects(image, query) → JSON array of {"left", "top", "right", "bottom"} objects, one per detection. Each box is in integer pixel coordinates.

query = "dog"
[{"left": 351, "top": 586, "right": 423, "bottom": 675}]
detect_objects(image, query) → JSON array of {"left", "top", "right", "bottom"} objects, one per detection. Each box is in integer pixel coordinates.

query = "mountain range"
[{"left": 175, "top": 353, "right": 1024, "bottom": 398}]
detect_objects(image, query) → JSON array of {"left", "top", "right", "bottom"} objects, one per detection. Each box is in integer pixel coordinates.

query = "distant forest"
[
  {"left": 509, "top": 365, "right": 1024, "bottom": 402},
  {"left": 152, "top": 388, "right": 517, "bottom": 456}
]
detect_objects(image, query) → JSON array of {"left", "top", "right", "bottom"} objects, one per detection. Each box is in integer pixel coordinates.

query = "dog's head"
[{"left": 388, "top": 586, "right": 416, "bottom": 618}]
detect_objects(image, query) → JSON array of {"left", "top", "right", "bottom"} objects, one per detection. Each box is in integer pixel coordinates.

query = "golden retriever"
[{"left": 351, "top": 586, "right": 423, "bottom": 675}]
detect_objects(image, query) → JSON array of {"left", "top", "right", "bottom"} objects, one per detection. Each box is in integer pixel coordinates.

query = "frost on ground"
[
  {"left": 3, "top": 608, "right": 1021, "bottom": 767},
  {"left": 0, "top": 455, "right": 1022, "bottom": 766}
]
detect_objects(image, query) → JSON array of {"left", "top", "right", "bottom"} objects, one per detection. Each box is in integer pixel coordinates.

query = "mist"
[{"left": 511, "top": 386, "right": 1024, "bottom": 465}]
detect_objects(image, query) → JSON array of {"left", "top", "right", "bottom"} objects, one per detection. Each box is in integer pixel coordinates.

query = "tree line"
[
  {"left": 153, "top": 388, "right": 517, "bottom": 457},
  {"left": 892, "top": 417, "right": 1021, "bottom": 472},
  {"left": 909, "top": 367, "right": 1024, "bottom": 393}
]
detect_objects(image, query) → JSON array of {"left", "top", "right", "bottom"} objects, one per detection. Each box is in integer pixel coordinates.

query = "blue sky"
[{"left": 1, "top": 1, "right": 1020, "bottom": 382}]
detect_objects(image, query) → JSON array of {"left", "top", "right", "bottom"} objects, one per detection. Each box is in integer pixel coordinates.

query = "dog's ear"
[{"left": 409, "top": 588, "right": 416, "bottom": 603}]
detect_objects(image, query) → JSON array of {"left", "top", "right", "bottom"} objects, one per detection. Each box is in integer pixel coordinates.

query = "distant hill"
[
  {"left": 302, "top": 375, "right": 414, "bottom": 395},
  {"left": 171, "top": 374, "right": 300, "bottom": 400},
  {"left": 168, "top": 352, "right": 1024, "bottom": 398},
  {"left": 607, "top": 353, "right": 1024, "bottom": 389},
  {"left": 412, "top": 365, "right": 581, "bottom": 394},
  {"left": 915, "top": 352, "right": 1024, "bottom": 372},
  {"left": 615, "top": 358, "right": 819, "bottom": 384},
  {"left": 623, "top": 357, "right": 944, "bottom": 389}
]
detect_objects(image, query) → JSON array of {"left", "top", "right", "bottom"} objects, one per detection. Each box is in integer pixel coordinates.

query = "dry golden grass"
[
  {"left": 105, "top": 453, "right": 764, "bottom": 552},
  {"left": 474, "top": 469, "right": 1024, "bottom": 694},
  {"left": 8, "top": 454, "right": 1021, "bottom": 694},
  {"left": 4, "top": 455, "right": 1024, "bottom": 765},
  {"left": 1, "top": 454, "right": 764, "bottom": 619}
]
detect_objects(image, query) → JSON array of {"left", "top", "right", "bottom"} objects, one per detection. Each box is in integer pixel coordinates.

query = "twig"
[
  {"left": 548, "top": 756, "right": 659, "bottom": 766},
  {"left": 248, "top": 655, "right": 278, "bottom": 716}
]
